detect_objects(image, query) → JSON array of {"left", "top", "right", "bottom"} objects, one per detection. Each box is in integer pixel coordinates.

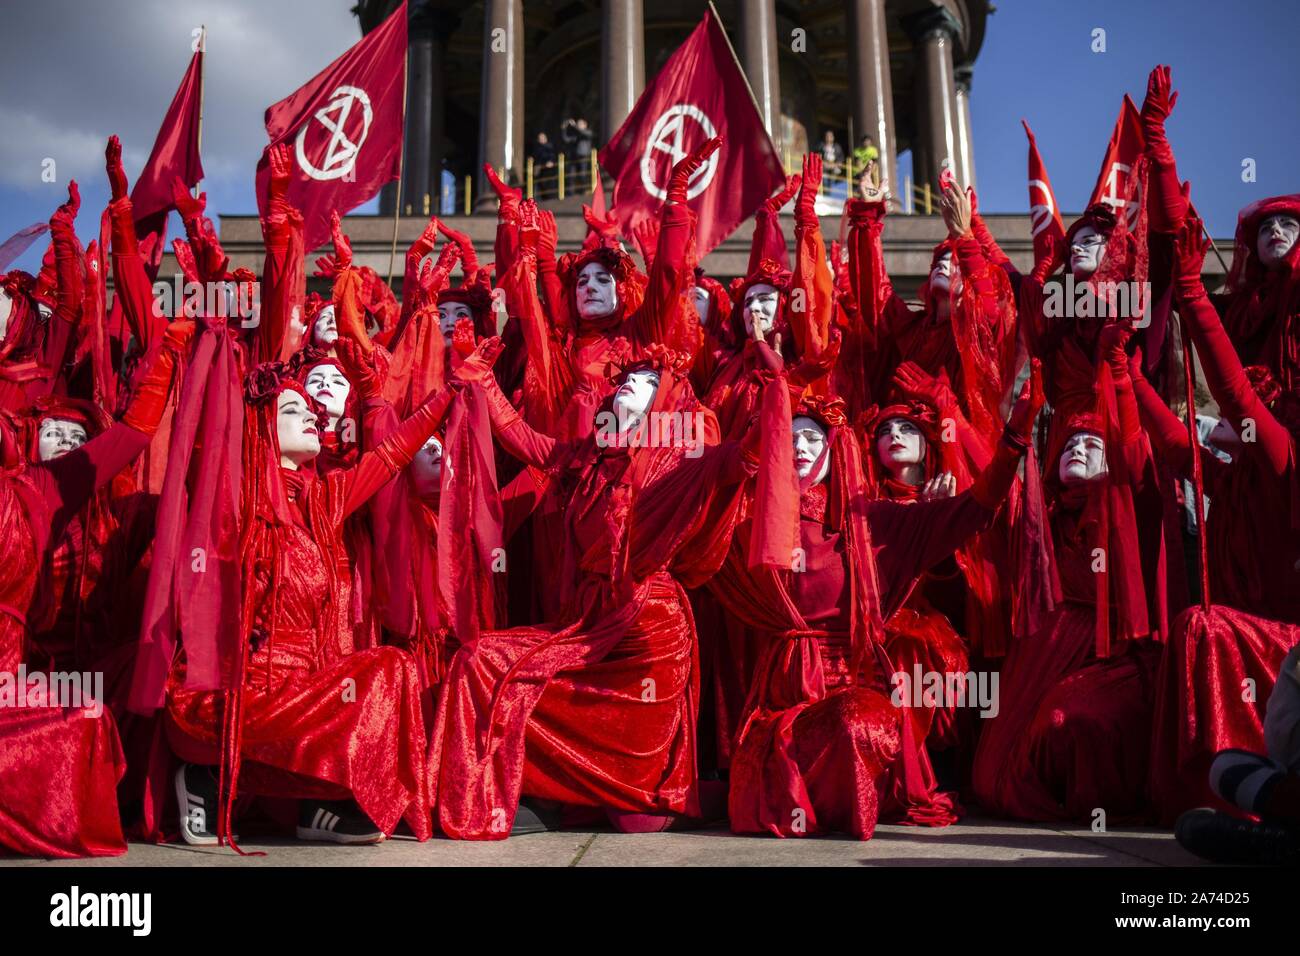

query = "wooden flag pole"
[{"left": 387, "top": 43, "right": 410, "bottom": 286}]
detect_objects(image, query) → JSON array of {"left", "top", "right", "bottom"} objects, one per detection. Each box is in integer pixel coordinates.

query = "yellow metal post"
[
  {"left": 590, "top": 154, "right": 598, "bottom": 194},
  {"left": 922, "top": 181, "right": 931, "bottom": 215},
  {"left": 464, "top": 176, "right": 471, "bottom": 215},
  {"left": 557, "top": 153, "right": 565, "bottom": 200},
  {"left": 526, "top": 157, "right": 534, "bottom": 199}
]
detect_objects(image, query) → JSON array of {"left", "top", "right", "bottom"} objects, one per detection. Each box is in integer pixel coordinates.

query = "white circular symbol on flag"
[
  {"left": 295, "top": 85, "right": 373, "bottom": 181},
  {"left": 640, "top": 104, "right": 719, "bottom": 202},
  {"left": 1028, "top": 179, "right": 1056, "bottom": 238}
]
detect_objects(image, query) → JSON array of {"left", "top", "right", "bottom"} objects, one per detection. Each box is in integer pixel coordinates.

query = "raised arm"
[
  {"left": 509, "top": 202, "right": 572, "bottom": 431},
  {"left": 1141, "top": 65, "right": 1188, "bottom": 236},
  {"left": 1175, "top": 216, "right": 1291, "bottom": 475},
  {"left": 258, "top": 143, "right": 306, "bottom": 362},
  {"left": 633, "top": 136, "right": 722, "bottom": 347},
  {"left": 105, "top": 136, "right": 163, "bottom": 351},
  {"left": 790, "top": 155, "right": 834, "bottom": 366},
  {"left": 43, "top": 182, "right": 85, "bottom": 383}
]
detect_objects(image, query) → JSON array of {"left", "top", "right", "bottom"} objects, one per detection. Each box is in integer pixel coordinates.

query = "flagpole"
[
  {"left": 194, "top": 25, "right": 206, "bottom": 199},
  {"left": 387, "top": 41, "right": 409, "bottom": 288}
]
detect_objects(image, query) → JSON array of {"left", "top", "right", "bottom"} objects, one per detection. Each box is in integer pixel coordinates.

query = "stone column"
[
  {"left": 846, "top": 0, "right": 898, "bottom": 200},
  {"left": 404, "top": 10, "right": 434, "bottom": 215},
  {"left": 907, "top": 7, "right": 961, "bottom": 196},
  {"left": 477, "top": 0, "right": 525, "bottom": 210},
  {"left": 601, "top": 0, "right": 644, "bottom": 142},
  {"left": 954, "top": 65, "right": 976, "bottom": 193},
  {"left": 739, "top": 0, "right": 781, "bottom": 149}
]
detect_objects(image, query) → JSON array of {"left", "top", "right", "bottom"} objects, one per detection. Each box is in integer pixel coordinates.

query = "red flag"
[
  {"left": 1089, "top": 95, "right": 1146, "bottom": 232},
  {"left": 598, "top": 10, "right": 785, "bottom": 257},
  {"left": 255, "top": 1, "right": 407, "bottom": 252},
  {"left": 131, "top": 48, "right": 205, "bottom": 223},
  {"left": 1022, "top": 120, "right": 1065, "bottom": 246}
]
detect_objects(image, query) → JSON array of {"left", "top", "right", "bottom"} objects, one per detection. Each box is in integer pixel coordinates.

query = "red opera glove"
[
  {"left": 373, "top": 381, "right": 459, "bottom": 472},
  {"left": 1173, "top": 214, "right": 1210, "bottom": 301},
  {"left": 105, "top": 136, "right": 129, "bottom": 201},
  {"left": 449, "top": 334, "right": 504, "bottom": 386},
  {"left": 123, "top": 320, "right": 196, "bottom": 434},
  {"left": 795, "top": 153, "right": 822, "bottom": 227},
  {"left": 437, "top": 220, "right": 480, "bottom": 277},
  {"left": 484, "top": 163, "right": 522, "bottom": 223},
  {"left": 1098, "top": 320, "right": 1135, "bottom": 369},
  {"left": 1140, "top": 65, "right": 1178, "bottom": 162},
  {"left": 449, "top": 318, "right": 478, "bottom": 374},
  {"left": 1005, "top": 358, "right": 1045, "bottom": 446},
  {"left": 631, "top": 218, "right": 659, "bottom": 270},
  {"left": 764, "top": 174, "right": 801, "bottom": 216},
  {"left": 170, "top": 177, "right": 205, "bottom": 223},
  {"left": 892, "top": 360, "right": 958, "bottom": 413},
  {"left": 537, "top": 209, "right": 559, "bottom": 268},
  {"left": 335, "top": 335, "right": 382, "bottom": 400},
  {"left": 314, "top": 211, "right": 354, "bottom": 278},
  {"left": 332, "top": 267, "right": 371, "bottom": 354},
  {"left": 1141, "top": 65, "right": 1187, "bottom": 233},
  {"left": 582, "top": 204, "right": 621, "bottom": 244},
  {"left": 49, "top": 182, "right": 84, "bottom": 323},
  {"left": 789, "top": 328, "right": 842, "bottom": 389},
  {"left": 424, "top": 242, "right": 461, "bottom": 297},
  {"left": 666, "top": 135, "right": 722, "bottom": 205},
  {"left": 970, "top": 360, "right": 1042, "bottom": 508},
  {"left": 267, "top": 142, "right": 293, "bottom": 207},
  {"left": 409, "top": 217, "right": 440, "bottom": 263},
  {"left": 517, "top": 200, "right": 540, "bottom": 259}
]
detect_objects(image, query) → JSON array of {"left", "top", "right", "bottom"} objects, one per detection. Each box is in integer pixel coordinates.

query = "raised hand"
[
  {"left": 483, "top": 163, "right": 522, "bottom": 218},
  {"left": 1006, "top": 358, "right": 1045, "bottom": 443},
  {"left": 892, "top": 360, "right": 956, "bottom": 411},
  {"left": 335, "top": 335, "right": 381, "bottom": 397},
  {"left": 1174, "top": 213, "right": 1209, "bottom": 281},
  {"left": 667, "top": 135, "right": 722, "bottom": 204},
  {"left": 106, "top": 136, "right": 129, "bottom": 201},
  {"left": 171, "top": 176, "right": 205, "bottom": 222},
  {"left": 537, "top": 209, "right": 559, "bottom": 261},
  {"left": 919, "top": 472, "right": 957, "bottom": 502},
  {"left": 314, "top": 211, "right": 353, "bottom": 277},
  {"left": 631, "top": 218, "right": 659, "bottom": 267},
  {"left": 939, "top": 181, "right": 971, "bottom": 239},
  {"left": 451, "top": 317, "right": 477, "bottom": 359},
  {"left": 1141, "top": 65, "right": 1178, "bottom": 128},
  {"left": 51, "top": 180, "right": 81, "bottom": 227},
  {"left": 789, "top": 328, "right": 842, "bottom": 388},
  {"left": 1097, "top": 319, "right": 1135, "bottom": 362},
  {"left": 451, "top": 334, "right": 505, "bottom": 384},
  {"left": 410, "top": 217, "right": 440, "bottom": 261},
  {"left": 763, "top": 175, "right": 801, "bottom": 215},
  {"left": 268, "top": 142, "right": 294, "bottom": 206}
]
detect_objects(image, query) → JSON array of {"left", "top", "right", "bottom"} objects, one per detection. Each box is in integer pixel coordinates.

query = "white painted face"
[
  {"left": 409, "top": 434, "right": 443, "bottom": 496},
  {"left": 1058, "top": 431, "right": 1107, "bottom": 485},
  {"left": 1069, "top": 225, "right": 1107, "bottom": 277},
  {"left": 692, "top": 286, "right": 711, "bottom": 326},
  {"left": 874, "top": 416, "right": 926, "bottom": 474},
  {"left": 0, "top": 288, "right": 11, "bottom": 341},
  {"left": 303, "top": 362, "right": 351, "bottom": 428},
  {"left": 743, "top": 282, "right": 779, "bottom": 337},
  {"left": 276, "top": 388, "right": 321, "bottom": 468},
  {"left": 611, "top": 369, "right": 660, "bottom": 423},
  {"left": 1208, "top": 417, "right": 1241, "bottom": 457},
  {"left": 792, "top": 416, "right": 830, "bottom": 484},
  {"left": 438, "top": 302, "right": 473, "bottom": 346},
  {"left": 37, "top": 417, "right": 88, "bottom": 462},
  {"left": 576, "top": 262, "right": 619, "bottom": 320},
  {"left": 1257, "top": 214, "right": 1300, "bottom": 268},
  {"left": 313, "top": 304, "right": 338, "bottom": 346},
  {"left": 929, "top": 251, "right": 959, "bottom": 295}
]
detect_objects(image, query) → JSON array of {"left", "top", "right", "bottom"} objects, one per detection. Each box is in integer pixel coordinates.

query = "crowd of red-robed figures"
[{"left": 2, "top": 51, "right": 1300, "bottom": 859}]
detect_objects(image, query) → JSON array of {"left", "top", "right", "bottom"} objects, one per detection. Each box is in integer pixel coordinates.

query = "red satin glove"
[
  {"left": 335, "top": 334, "right": 382, "bottom": 400},
  {"left": 436, "top": 220, "right": 480, "bottom": 276},
  {"left": 1097, "top": 320, "right": 1135, "bottom": 370},
  {"left": 537, "top": 209, "right": 559, "bottom": 264},
  {"left": 795, "top": 153, "right": 822, "bottom": 226},
  {"left": 631, "top": 218, "right": 660, "bottom": 270},
  {"left": 105, "top": 136, "right": 129, "bottom": 201},
  {"left": 789, "top": 328, "right": 842, "bottom": 389},
  {"left": 484, "top": 163, "right": 522, "bottom": 222},
  {"left": 424, "top": 242, "right": 462, "bottom": 297},
  {"left": 49, "top": 181, "right": 80, "bottom": 236},
  {"left": 449, "top": 334, "right": 505, "bottom": 385},
  {"left": 171, "top": 177, "right": 205, "bottom": 222},
  {"left": 1140, "top": 65, "right": 1178, "bottom": 157},
  {"left": 666, "top": 135, "right": 722, "bottom": 205},
  {"left": 450, "top": 318, "right": 478, "bottom": 367},
  {"left": 763, "top": 174, "right": 800, "bottom": 216},
  {"left": 892, "top": 360, "right": 957, "bottom": 413},
  {"left": 123, "top": 320, "right": 195, "bottom": 434},
  {"left": 314, "top": 211, "right": 354, "bottom": 278},
  {"left": 1174, "top": 214, "right": 1210, "bottom": 301},
  {"left": 1005, "top": 358, "right": 1045, "bottom": 445},
  {"left": 582, "top": 204, "right": 621, "bottom": 244},
  {"left": 517, "top": 200, "right": 540, "bottom": 258},
  {"left": 409, "top": 217, "right": 440, "bottom": 262},
  {"left": 267, "top": 142, "right": 293, "bottom": 209}
]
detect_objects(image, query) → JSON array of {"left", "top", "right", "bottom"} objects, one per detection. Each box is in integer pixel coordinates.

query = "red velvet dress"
[
  {"left": 709, "top": 481, "right": 1003, "bottom": 839},
  {"left": 0, "top": 423, "right": 151, "bottom": 857},
  {"left": 165, "top": 465, "right": 429, "bottom": 838},
  {"left": 429, "top": 377, "right": 750, "bottom": 839}
]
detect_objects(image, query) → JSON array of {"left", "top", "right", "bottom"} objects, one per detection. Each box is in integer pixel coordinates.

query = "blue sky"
[{"left": 0, "top": 0, "right": 1294, "bottom": 273}]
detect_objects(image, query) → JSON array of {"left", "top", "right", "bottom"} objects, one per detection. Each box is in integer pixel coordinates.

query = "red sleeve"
[
  {"left": 109, "top": 198, "right": 162, "bottom": 349},
  {"left": 504, "top": 244, "right": 571, "bottom": 433},
  {"left": 259, "top": 205, "right": 304, "bottom": 362},
  {"left": 1181, "top": 291, "right": 1291, "bottom": 475},
  {"left": 475, "top": 375, "right": 559, "bottom": 469},
  {"left": 790, "top": 212, "right": 833, "bottom": 368},
  {"left": 631, "top": 202, "right": 692, "bottom": 348},
  {"left": 34, "top": 421, "right": 151, "bottom": 534}
]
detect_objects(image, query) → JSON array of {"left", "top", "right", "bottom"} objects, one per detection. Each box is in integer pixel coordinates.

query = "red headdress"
[
  {"left": 560, "top": 245, "right": 647, "bottom": 334},
  {"left": 727, "top": 257, "right": 794, "bottom": 349},
  {"left": 1221, "top": 195, "right": 1300, "bottom": 391},
  {"left": 0, "top": 270, "right": 44, "bottom": 367},
  {"left": 437, "top": 269, "right": 498, "bottom": 339}
]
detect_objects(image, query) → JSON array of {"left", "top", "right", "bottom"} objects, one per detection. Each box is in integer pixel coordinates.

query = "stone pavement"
[{"left": 2, "top": 815, "right": 1208, "bottom": 867}]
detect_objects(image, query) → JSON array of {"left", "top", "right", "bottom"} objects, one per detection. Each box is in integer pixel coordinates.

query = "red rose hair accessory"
[
  {"left": 1244, "top": 364, "right": 1282, "bottom": 407},
  {"left": 728, "top": 257, "right": 794, "bottom": 306},
  {"left": 570, "top": 245, "right": 638, "bottom": 284},
  {"left": 618, "top": 341, "right": 694, "bottom": 379},
  {"left": 796, "top": 394, "right": 848, "bottom": 429},
  {"left": 303, "top": 292, "right": 328, "bottom": 325}
]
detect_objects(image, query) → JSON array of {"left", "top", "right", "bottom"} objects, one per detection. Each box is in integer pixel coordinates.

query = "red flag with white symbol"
[
  {"left": 1021, "top": 119, "right": 1065, "bottom": 248},
  {"left": 255, "top": 1, "right": 406, "bottom": 251},
  {"left": 598, "top": 8, "right": 786, "bottom": 257},
  {"left": 1089, "top": 95, "right": 1147, "bottom": 232}
]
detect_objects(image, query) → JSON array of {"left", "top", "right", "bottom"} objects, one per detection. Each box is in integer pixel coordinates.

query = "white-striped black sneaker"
[
  {"left": 175, "top": 764, "right": 230, "bottom": 846},
  {"left": 297, "top": 800, "right": 385, "bottom": 845}
]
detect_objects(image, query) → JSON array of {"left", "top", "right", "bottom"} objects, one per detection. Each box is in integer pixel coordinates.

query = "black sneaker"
[
  {"left": 1175, "top": 807, "right": 1300, "bottom": 866},
  {"left": 511, "top": 798, "right": 563, "bottom": 835},
  {"left": 175, "top": 764, "right": 227, "bottom": 846},
  {"left": 297, "top": 800, "right": 385, "bottom": 845}
]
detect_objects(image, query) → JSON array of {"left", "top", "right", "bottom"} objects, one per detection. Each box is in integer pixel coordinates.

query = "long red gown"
[
  {"left": 0, "top": 421, "right": 153, "bottom": 857},
  {"left": 429, "top": 365, "right": 752, "bottom": 839}
]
